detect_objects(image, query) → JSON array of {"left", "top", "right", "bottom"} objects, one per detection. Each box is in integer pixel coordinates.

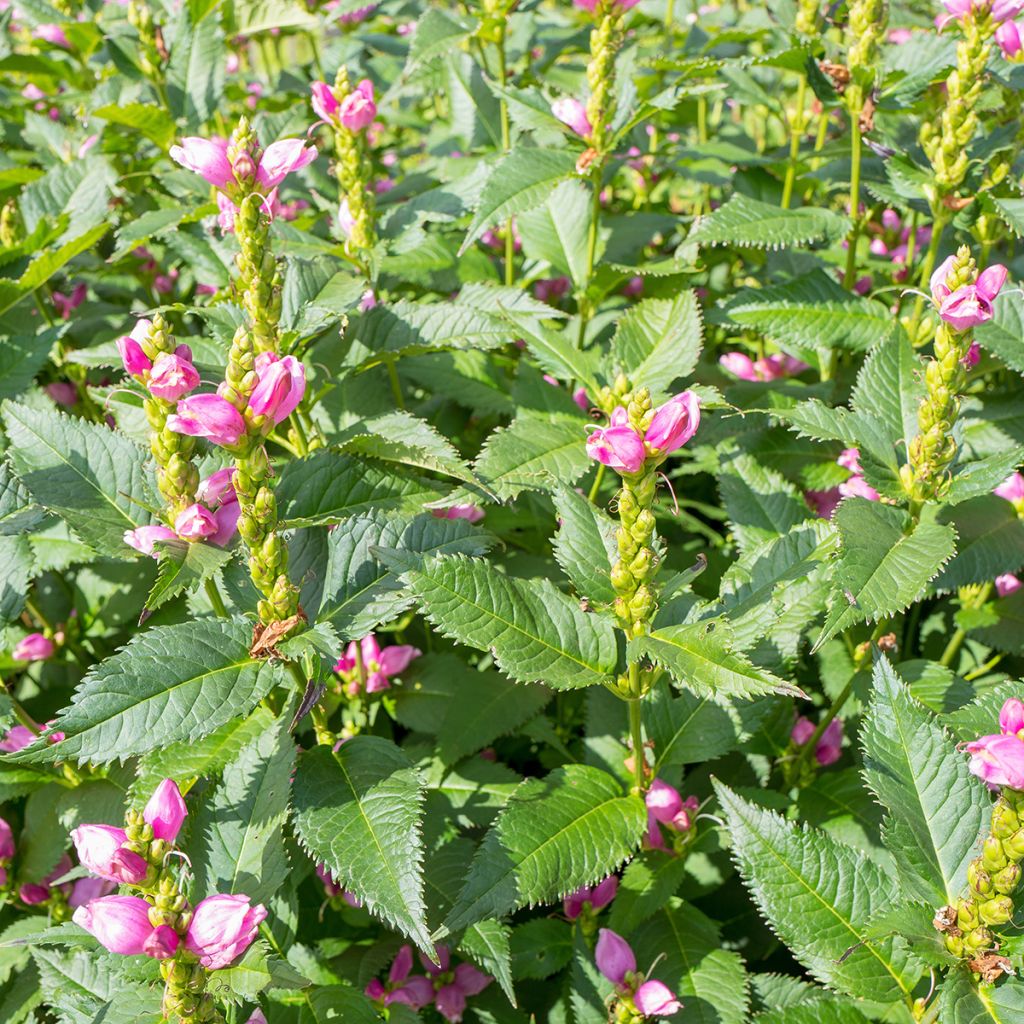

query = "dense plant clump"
[{"left": 3, "top": 0, "right": 1024, "bottom": 1019}]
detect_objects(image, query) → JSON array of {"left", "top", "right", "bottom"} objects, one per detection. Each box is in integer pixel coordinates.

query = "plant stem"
[
  {"left": 842, "top": 113, "right": 863, "bottom": 289},
  {"left": 781, "top": 75, "right": 807, "bottom": 210},
  {"left": 587, "top": 463, "right": 606, "bottom": 503},
  {"left": 576, "top": 166, "right": 604, "bottom": 351},
  {"left": 204, "top": 578, "right": 229, "bottom": 619},
  {"left": 908, "top": 209, "right": 948, "bottom": 340},
  {"left": 497, "top": 31, "right": 515, "bottom": 289},
  {"left": 386, "top": 358, "right": 405, "bottom": 409}
]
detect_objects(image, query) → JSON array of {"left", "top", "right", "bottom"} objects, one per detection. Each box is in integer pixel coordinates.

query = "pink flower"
[
  {"left": 52, "top": 283, "right": 86, "bottom": 319},
  {"left": 144, "top": 924, "right": 180, "bottom": 960},
  {"left": 998, "top": 19, "right": 1023, "bottom": 57},
  {"left": 256, "top": 138, "right": 317, "bottom": 188},
  {"left": 334, "top": 635, "right": 421, "bottom": 693},
  {"left": 196, "top": 468, "right": 236, "bottom": 508},
  {"left": 169, "top": 137, "right": 234, "bottom": 188},
  {"left": 123, "top": 525, "right": 177, "bottom": 558},
  {"left": 338, "top": 79, "right": 377, "bottom": 132},
  {"left": 623, "top": 275, "right": 644, "bottom": 299},
  {"left": 966, "top": 733, "right": 1024, "bottom": 789},
  {"left": 311, "top": 80, "right": 339, "bottom": 122},
  {"left": 143, "top": 779, "right": 187, "bottom": 843},
  {"left": 645, "top": 391, "right": 700, "bottom": 453},
  {"left": 35, "top": 23, "right": 70, "bottom": 47},
  {"left": 167, "top": 393, "right": 247, "bottom": 447},
  {"left": 434, "top": 964, "right": 491, "bottom": 1022},
  {"left": 431, "top": 504, "right": 485, "bottom": 523},
  {"left": 70, "top": 824, "right": 148, "bottom": 884},
  {"left": 995, "top": 472, "right": 1024, "bottom": 504},
  {"left": 68, "top": 876, "right": 116, "bottom": 910},
  {"left": 837, "top": 448, "right": 861, "bottom": 473},
  {"left": 792, "top": 716, "right": 844, "bottom": 766},
  {"left": 337, "top": 197, "right": 355, "bottom": 238},
  {"left": 838, "top": 475, "right": 880, "bottom": 502},
  {"left": 595, "top": 929, "right": 636, "bottom": 984},
  {"left": 78, "top": 134, "right": 99, "bottom": 158},
  {"left": 1001, "top": 698, "right": 1024, "bottom": 737},
  {"left": 963, "top": 341, "right": 981, "bottom": 367},
  {"left": 13, "top": 633, "right": 53, "bottom": 661},
  {"left": 587, "top": 408, "right": 647, "bottom": 474},
  {"left": 185, "top": 894, "right": 267, "bottom": 970},
  {"left": 147, "top": 351, "right": 200, "bottom": 402},
  {"left": 646, "top": 779, "right": 683, "bottom": 824},
  {"left": 248, "top": 353, "right": 306, "bottom": 426},
  {"left": 0, "top": 818, "right": 14, "bottom": 860},
  {"left": 73, "top": 896, "right": 157, "bottom": 955},
  {"left": 22, "top": 83, "right": 44, "bottom": 101},
  {"left": 116, "top": 320, "right": 153, "bottom": 377},
  {"left": 634, "top": 980, "right": 682, "bottom": 1017},
  {"left": 930, "top": 257, "right": 1008, "bottom": 330},
  {"left": 552, "top": 98, "right": 592, "bottom": 138},
  {"left": 996, "top": 573, "right": 1022, "bottom": 597},
  {"left": 719, "top": 352, "right": 807, "bottom": 381},
  {"left": 174, "top": 503, "right": 218, "bottom": 541},
  {"left": 0, "top": 726, "right": 36, "bottom": 753},
  {"left": 210, "top": 500, "right": 241, "bottom": 548},
  {"left": 534, "top": 276, "right": 572, "bottom": 303},
  {"left": 365, "top": 945, "right": 436, "bottom": 1010},
  {"left": 564, "top": 875, "right": 618, "bottom": 919},
  {"left": 573, "top": 387, "right": 590, "bottom": 411},
  {"left": 46, "top": 382, "right": 78, "bottom": 407}
]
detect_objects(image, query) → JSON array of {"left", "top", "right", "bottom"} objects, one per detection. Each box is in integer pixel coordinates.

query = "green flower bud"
[
  {"left": 994, "top": 862, "right": 1021, "bottom": 895},
  {"left": 979, "top": 895, "right": 1014, "bottom": 926},
  {"left": 984, "top": 836, "right": 1009, "bottom": 872}
]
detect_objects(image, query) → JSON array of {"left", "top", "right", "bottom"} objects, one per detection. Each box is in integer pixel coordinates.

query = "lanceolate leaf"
[
  {"left": 145, "top": 538, "right": 234, "bottom": 613},
  {"left": 551, "top": 484, "right": 619, "bottom": 605},
  {"left": 938, "top": 966, "right": 1024, "bottom": 1023},
  {"left": 8, "top": 620, "right": 282, "bottom": 766},
  {"left": 611, "top": 291, "right": 703, "bottom": 394},
  {"left": 630, "top": 620, "right": 804, "bottom": 700},
  {"left": 292, "top": 739, "right": 432, "bottom": 952},
  {"left": 687, "top": 194, "right": 850, "bottom": 249},
  {"left": 860, "top": 658, "right": 988, "bottom": 904},
  {"left": 714, "top": 783, "right": 922, "bottom": 1003},
  {"left": 2, "top": 401, "right": 152, "bottom": 557},
  {"left": 384, "top": 552, "right": 620, "bottom": 689},
  {"left": 441, "top": 765, "right": 646, "bottom": 934}
]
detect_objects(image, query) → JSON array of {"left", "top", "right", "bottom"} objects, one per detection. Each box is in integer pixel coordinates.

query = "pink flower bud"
[
  {"left": 311, "top": 80, "right": 340, "bottom": 122},
  {"left": 185, "top": 894, "right": 267, "bottom": 970},
  {"left": 337, "top": 197, "right": 355, "bottom": 238},
  {"left": 646, "top": 779, "right": 684, "bottom": 824},
  {"left": 0, "top": 818, "right": 14, "bottom": 860},
  {"left": 996, "top": 573, "right": 1022, "bottom": 598},
  {"left": 143, "top": 779, "right": 187, "bottom": 843},
  {"left": 167, "top": 393, "right": 247, "bottom": 447},
  {"left": 143, "top": 924, "right": 180, "bottom": 960},
  {"left": 719, "top": 353, "right": 759, "bottom": 381},
  {"left": 837, "top": 448, "right": 862, "bottom": 473},
  {"left": 174, "top": 503, "right": 218, "bottom": 541},
  {"left": 993, "top": 0, "right": 1024, "bottom": 23},
  {"left": 551, "top": 97, "right": 592, "bottom": 138},
  {"left": 595, "top": 928, "right": 636, "bottom": 984},
  {"left": 995, "top": 472, "right": 1024, "bottom": 504},
  {"left": 13, "top": 633, "right": 53, "bottom": 661},
  {"left": 338, "top": 79, "right": 377, "bottom": 132},
  {"left": 815, "top": 718, "right": 843, "bottom": 766},
  {"left": 116, "top": 334, "right": 152, "bottom": 378},
  {"left": 35, "top": 23, "right": 70, "bottom": 47},
  {"left": 169, "top": 137, "right": 234, "bottom": 189},
  {"left": 147, "top": 352, "right": 200, "bottom": 402},
  {"left": 196, "top": 468, "right": 236, "bottom": 508},
  {"left": 71, "top": 824, "right": 148, "bottom": 884},
  {"left": 257, "top": 138, "right": 317, "bottom": 188},
  {"left": 211, "top": 500, "right": 241, "bottom": 548},
  {"left": 216, "top": 192, "right": 238, "bottom": 233},
  {"left": 838, "top": 475, "right": 880, "bottom": 502},
  {"left": 0, "top": 726, "right": 36, "bottom": 752},
  {"left": 791, "top": 716, "right": 815, "bottom": 745},
  {"left": 248, "top": 353, "right": 306, "bottom": 426},
  {"left": 634, "top": 979, "right": 682, "bottom": 1017},
  {"left": 1001, "top": 699, "right": 1024, "bottom": 737},
  {"left": 586, "top": 417, "right": 647, "bottom": 475},
  {"left": 73, "top": 895, "right": 156, "bottom": 955},
  {"left": 365, "top": 979, "right": 387, "bottom": 1001},
  {"left": 431, "top": 504, "right": 485, "bottom": 523},
  {"left": 46, "top": 381, "right": 78, "bottom": 406},
  {"left": 966, "top": 733, "right": 1024, "bottom": 789},
  {"left": 645, "top": 391, "right": 700, "bottom": 453},
  {"left": 123, "top": 525, "right": 177, "bottom": 558},
  {"left": 20, "top": 883, "right": 51, "bottom": 904},
  {"left": 69, "top": 876, "right": 115, "bottom": 910},
  {"left": 881, "top": 209, "right": 901, "bottom": 231}
]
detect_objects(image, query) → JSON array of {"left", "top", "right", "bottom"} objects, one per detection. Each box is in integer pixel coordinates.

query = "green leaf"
[
  {"left": 108, "top": 206, "right": 190, "bottom": 262},
  {"left": 292, "top": 739, "right": 432, "bottom": 951},
  {"left": 938, "top": 966, "right": 1024, "bottom": 1023},
  {"left": 632, "top": 903, "right": 749, "bottom": 1024},
  {"left": 935, "top": 496, "right": 1024, "bottom": 591},
  {"left": 715, "top": 270, "right": 896, "bottom": 354},
  {"left": 499, "top": 311, "right": 603, "bottom": 396},
  {"left": 517, "top": 179, "right": 593, "bottom": 287},
  {"left": 713, "top": 782, "right": 922, "bottom": 1003},
  {"left": 277, "top": 453, "right": 445, "bottom": 527},
  {"left": 551, "top": 484, "right": 619, "bottom": 605},
  {"left": 644, "top": 681, "right": 744, "bottom": 771},
  {"left": 606, "top": 850, "right": 690, "bottom": 934},
  {"left": 145, "top": 538, "right": 234, "bottom": 612},
  {"left": 93, "top": 103, "right": 176, "bottom": 148},
  {"left": 191, "top": 716, "right": 294, "bottom": 907},
  {"left": 441, "top": 765, "right": 646, "bottom": 934},
  {"left": 0, "top": 461, "right": 44, "bottom": 536},
  {"left": 383, "top": 552, "right": 620, "bottom": 690},
  {"left": 687, "top": 195, "right": 850, "bottom": 249},
  {"left": 0, "top": 333, "right": 56, "bottom": 400},
  {"left": 165, "top": 6, "right": 225, "bottom": 127},
  {"left": 629, "top": 619, "right": 803, "bottom": 700},
  {"left": 861, "top": 657, "right": 988, "bottom": 904},
  {"left": 318, "top": 511, "right": 492, "bottom": 637},
  {"left": 461, "top": 148, "right": 580, "bottom": 255},
  {"left": 814, "top": 500, "right": 957, "bottom": 650},
  {"left": 473, "top": 413, "right": 590, "bottom": 501},
  {"left": 975, "top": 290, "right": 1024, "bottom": 375},
  {"left": 19, "top": 157, "right": 116, "bottom": 240},
  {"left": 510, "top": 918, "right": 574, "bottom": 980},
  {"left": 718, "top": 450, "right": 810, "bottom": 551},
  {"left": 301, "top": 985, "right": 380, "bottom": 1024},
  {"left": 9, "top": 620, "right": 282, "bottom": 766},
  {"left": 409, "top": 7, "right": 474, "bottom": 64},
  {"left": 0, "top": 535, "right": 33, "bottom": 625},
  {"left": 755, "top": 997, "right": 873, "bottom": 1024},
  {"left": 611, "top": 291, "right": 704, "bottom": 394},
  {"left": 946, "top": 448, "right": 1024, "bottom": 506},
  {"left": 2, "top": 402, "right": 151, "bottom": 558},
  {"left": 850, "top": 330, "right": 925, "bottom": 453}
]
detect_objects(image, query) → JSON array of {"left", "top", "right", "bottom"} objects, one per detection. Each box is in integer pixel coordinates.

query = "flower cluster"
[
  {"left": 645, "top": 779, "right": 699, "bottom": 853},
  {"left": 117, "top": 320, "right": 200, "bottom": 403},
  {"left": 365, "top": 945, "right": 492, "bottom": 1022},
  {"left": 930, "top": 256, "right": 1007, "bottom": 330},
  {"left": 586, "top": 392, "right": 700, "bottom": 476},
  {"left": 719, "top": 351, "right": 808, "bottom": 382},
  {"left": 595, "top": 929, "right": 681, "bottom": 1020},
  {"left": 791, "top": 716, "right": 844, "bottom": 766},
  {"left": 334, "top": 634, "right": 421, "bottom": 696}
]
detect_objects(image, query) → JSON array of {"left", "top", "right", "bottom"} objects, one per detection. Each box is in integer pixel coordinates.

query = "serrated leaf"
[
  {"left": 165, "top": 6, "right": 224, "bottom": 127},
  {"left": 9, "top": 620, "right": 282, "bottom": 766},
  {"left": 277, "top": 453, "right": 445, "bottom": 527},
  {"left": 644, "top": 681, "right": 743, "bottom": 771},
  {"left": 850, "top": 330, "right": 925, "bottom": 452},
  {"left": 292, "top": 739, "right": 432, "bottom": 951},
  {"left": 716, "top": 270, "right": 896, "bottom": 354},
  {"left": 499, "top": 311, "right": 602, "bottom": 395},
  {"left": 606, "top": 850, "right": 690, "bottom": 934},
  {"left": 441, "top": 765, "right": 646, "bottom": 935},
  {"left": 551, "top": 484, "right": 618, "bottom": 605},
  {"left": 861, "top": 657, "right": 988, "bottom": 904},
  {"left": 629, "top": 619, "right": 803, "bottom": 700},
  {"left": 145, "top": 539, "right": 234, "bottom": 612},
  {"left": 319, "top": 511, "right": 492, "bottom": 637},
  {"left": 0, "top": 461, "right": 44, "bottom": 536},
  {"left": 946, "top": 448, "right": 1024, "bottom": 506},
  {"left": 975, "top": 291, "right": 1024, "bottom": 375},
  {"left": 935, "top": 496, "right": 1024, "bottom": 591},
  {"left": 814, "top": 500, "right": 957, "bottom": 650},
  {"left": 93, "top": 103, "right": 175, "bottom": 148},
  {"left": 719, "top": 450, "right": 810, "bottom": 551},
  {"left": 383, "top": 552, "right": 619, "bottom": 690},
  {"left": 938, "top": 966, "right": 1024, "bottom": 1023},
  {"left": 109, "top": 207, "right": 190, "bottom": 263},
  {"left": 517, "top": 179, "right": 593, "bottom": 287},
  {"left": 755, "top": 997, "right": 872, "bottom": 1024},
  {"left": 688, "top": 194, "right": 850, "bottom": 249},
  {"left": 611, "top": 291, "right": 703, "bottom": 394},
  {"left": 301, "top": 984, "right": 381, "bottom": 1023},
  {"left": 2, "top": 402, "right": 151, "bottom": 557},
  {"left": 713, "top": 782, "right": 922, "bottom": 1003},
  {"left": 461, "top": 148, "right": 579, "bottom": 254},
  {"left": 191, "top": 716, "right": 294, "bottom": 907}
]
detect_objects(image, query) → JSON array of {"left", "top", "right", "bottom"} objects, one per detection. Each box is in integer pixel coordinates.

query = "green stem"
[
  {"left": 843, "top": 112, "right": 863, "bottom": 289},
  {"left": 781, "top": 75, "right": 807, "bottom": 210},
  {"left": 204, "top": 578, "right": 229, "bottom": 619},
  {"left": 497, "top": 32, "right": 515, "bottom": 288},
  {"left": 908, "top": 210, "right": 948, "bottom": 341},
  {"left": 627, "top": 660, "right": 645, "bottom": 794},
  {"left": 386, "top": 358, "right": 405, "bottom": 409},
  {"left": 576, "top": 165, "right": 605, "bottom": 350},
  {"left": 588, "top": 463, "right": 607, "bottom": 503}
]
